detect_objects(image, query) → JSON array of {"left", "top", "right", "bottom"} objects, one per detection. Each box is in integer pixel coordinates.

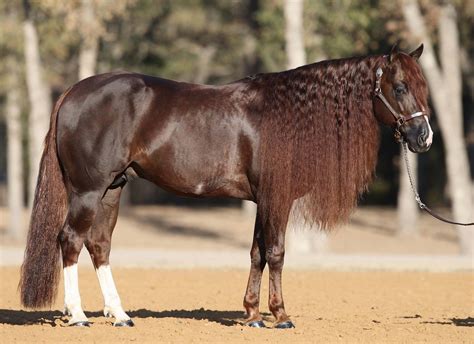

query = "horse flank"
[{"left": 251, "top": 55, "right": 385, "bottom": 230}]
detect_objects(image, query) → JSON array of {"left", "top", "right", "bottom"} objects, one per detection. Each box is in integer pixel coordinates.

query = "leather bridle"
[
  {"left": 375, "top": 66, "right": 473, "bottom": 226},
  {"left": 374, "top": 67, "right": 427, "bottom": 142}
]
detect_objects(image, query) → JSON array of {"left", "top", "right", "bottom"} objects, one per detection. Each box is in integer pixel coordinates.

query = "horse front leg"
[
  {"left": 266, "top": 234, "right": 294, "bottom": 328},
  {"left": 264, "top": 207, "right": 294, "bottom": 329},
  {"left": 243, "top": 212, "right": 267, "bottom": 327}
]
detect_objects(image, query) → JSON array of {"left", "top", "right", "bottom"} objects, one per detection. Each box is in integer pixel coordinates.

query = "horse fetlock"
[
  {"left": 103, "top": 306, "right": 112, "bottom": 318},
  {"left": 269, "top": 298, "right": 287, "bottom": 317},
  {"left": 244, "top": 305, "right": 260, "bottom": 319},
  {"left": 244, "top": 292, "right": 259, "bottom": 306},
  {"left": 104, "top": 304, "right": 131, "bottom": 323}
]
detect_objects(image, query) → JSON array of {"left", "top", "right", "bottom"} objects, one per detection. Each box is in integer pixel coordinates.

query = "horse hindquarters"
[{"left": 54, "top": 74, "right": 147, "bottom": 325}]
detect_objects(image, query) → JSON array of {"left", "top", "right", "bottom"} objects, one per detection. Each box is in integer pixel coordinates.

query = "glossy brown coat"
[{"left": 20, "top": 47, "right": 432, "bottom": 328}]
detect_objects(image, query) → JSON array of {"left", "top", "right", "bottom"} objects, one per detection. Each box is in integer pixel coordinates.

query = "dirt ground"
[
  {"left": 0, "top": 267, "right": 472, "bottom": 343},
  {"left": 1, "top": 206, "right": 471, "bottom": 342},
  {"left": 0, "top": 205, "right": 462, "bottom": 254}
]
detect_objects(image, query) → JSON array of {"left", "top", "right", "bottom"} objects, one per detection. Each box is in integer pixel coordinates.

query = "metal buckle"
[
  {"left": 394, "top": 129, "right": 402, "bottom": 142},
  {"left": 376, "top": 67, "right": 383, "bottom": 79},
  {"left": 395, "top": 117, "right": 405, "bottom": 128}
]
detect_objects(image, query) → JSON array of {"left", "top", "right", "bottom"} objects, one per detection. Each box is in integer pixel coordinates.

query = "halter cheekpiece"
[{"left": 374, "top": 67, "right": 427, "bottom": 142}]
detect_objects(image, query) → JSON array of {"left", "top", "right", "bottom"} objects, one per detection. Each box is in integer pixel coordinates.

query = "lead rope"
[{"left": 401, "top": 141, "right": 474, "bottom": 226}]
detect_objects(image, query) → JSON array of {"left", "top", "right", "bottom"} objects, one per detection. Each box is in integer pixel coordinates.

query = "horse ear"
[
  {"left": 409, "top": 44, "right": 424, "bottom": 60},
  {"left": 388, "top": 43, "right": 400, "bottom": 63}
]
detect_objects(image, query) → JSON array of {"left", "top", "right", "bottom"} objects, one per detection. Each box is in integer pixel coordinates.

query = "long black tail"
[{"left": 19, "top": 88, "right": 71, "bottom": 308}]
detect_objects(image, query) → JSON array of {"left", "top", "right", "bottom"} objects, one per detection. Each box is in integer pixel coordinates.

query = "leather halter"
[{"left": 374, "top": 67, "right": 427, "bottom": 141}]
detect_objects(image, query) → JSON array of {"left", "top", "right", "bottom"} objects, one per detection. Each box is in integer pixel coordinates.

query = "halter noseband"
[{"left": 374, "top": 67, "right": 427, "bottom": 142}]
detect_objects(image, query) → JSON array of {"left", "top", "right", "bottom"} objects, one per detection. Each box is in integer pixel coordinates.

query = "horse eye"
[{"left": 394, "top": 85, "right": 406, "bottom": 96}]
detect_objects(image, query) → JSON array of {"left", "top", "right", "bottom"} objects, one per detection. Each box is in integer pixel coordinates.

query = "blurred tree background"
[{"left": 0, "top": 0, "right": 472, "bottom": 234}]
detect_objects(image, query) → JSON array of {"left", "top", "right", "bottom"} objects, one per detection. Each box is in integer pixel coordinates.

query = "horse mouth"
[{"left": 407, "top": 142, "right": 431, "bottom": 153}]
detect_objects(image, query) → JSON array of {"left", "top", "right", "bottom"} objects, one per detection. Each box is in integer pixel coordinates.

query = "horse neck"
[
  {"left": 255, "top": 56, "right": 386, "bottom": 228},
  {"left": 293, "top": 54, "right": 385, "bottom": 113}
]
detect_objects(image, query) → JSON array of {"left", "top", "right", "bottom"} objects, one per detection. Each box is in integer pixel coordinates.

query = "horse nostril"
[{"left": 418, "top": 129, "right": 428, "bottom": 146}]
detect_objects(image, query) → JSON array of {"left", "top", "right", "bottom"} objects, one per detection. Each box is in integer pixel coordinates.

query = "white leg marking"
[
  {"left": 425, "top": 116, "right": 433, "bottom": 146},
  {"left": 64, "top": 264, "right": 88, "bottom": 324},
  {"left": 96, "top": 265, "right": 131, "bottom": 323}
]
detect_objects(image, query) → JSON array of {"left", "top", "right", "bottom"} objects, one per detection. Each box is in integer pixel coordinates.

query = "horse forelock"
[{"left": 254, "top": 55, "right": 386, "bottom": 230}]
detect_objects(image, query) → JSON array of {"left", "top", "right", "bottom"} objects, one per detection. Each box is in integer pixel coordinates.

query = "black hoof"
[
  {"left": 275, "top": 321, "right": 295, "bottom": 329},
  {"left": 247, "top": 320, "right": 266, "bottom": 328},
  {"left": 70, "top": 321, "right": 90, "bottom": 327},
  {"left": 114, "top": 319, "right": 135, "bottom": 327}
]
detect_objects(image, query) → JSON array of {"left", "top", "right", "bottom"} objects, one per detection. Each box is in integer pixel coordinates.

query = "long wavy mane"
[{"left": 251, "top": 55, "right": 386, "bottom": 230}]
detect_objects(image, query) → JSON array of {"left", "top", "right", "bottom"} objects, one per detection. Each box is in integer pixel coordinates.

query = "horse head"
[{"left": 373, "top": 43, "right": 433, "bottom": 153}]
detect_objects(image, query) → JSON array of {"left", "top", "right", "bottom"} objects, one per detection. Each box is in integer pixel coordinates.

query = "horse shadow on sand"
[
  {"left": 1, "top": 309, "right": 472, "bottom": 328},
  {"left": 0, "top": 308, "right": 273, "bottom": 327}
]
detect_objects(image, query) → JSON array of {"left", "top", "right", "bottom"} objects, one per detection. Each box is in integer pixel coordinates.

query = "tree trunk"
[
  {"left": 402, "top": 0, "right": 473, "bottom": 254},
  {"left": 193, "top": 46, "right": 217, "bottom": 84},
  {"left": 23, "top": 18, "right": 52, "bottom": 206},
  {"left": 6, "top": 58, "right": 24, "bottom": 239},
  {"left": 284, "top": 0, "right": 306, "bottom": 69},
  {"left": 78, "top": 0, "right": 98, "bottom": 80},
  {"left": 398, "top": 148, "right": 419, "bottom": 235}
]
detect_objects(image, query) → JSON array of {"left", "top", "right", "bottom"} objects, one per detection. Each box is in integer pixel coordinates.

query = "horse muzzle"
[
  {"left": 400, "top": 116, "right": 433, "bottom": 153},
  {"left": 407, "top": 139, "right": 431, "bottom": 153},
  {"left": 404, "top": 126, "right": 433, "bottom": 153}
]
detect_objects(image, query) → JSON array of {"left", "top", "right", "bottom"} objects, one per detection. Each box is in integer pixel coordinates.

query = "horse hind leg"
[
  {"left": 84, "top": 185, "right": 134, "bottom": 327},
  {"left": 59, "top": 190, "right": 102, "bottom": 326}
]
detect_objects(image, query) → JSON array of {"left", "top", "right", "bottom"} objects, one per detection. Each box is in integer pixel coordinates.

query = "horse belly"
[{"left": 136, "top": 130, "right": 254, "bottom": 200}]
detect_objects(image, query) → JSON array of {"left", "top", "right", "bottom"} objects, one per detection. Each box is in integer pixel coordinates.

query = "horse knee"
[
  {"left": 250, "top": 249, "right": 264, "bottom": 268},
  {"left": 266, "top": 247, "right": 285, "bottom": 269}
]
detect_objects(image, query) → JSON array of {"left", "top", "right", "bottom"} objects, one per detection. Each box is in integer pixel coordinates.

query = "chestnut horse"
[{"left": 20, "top": 45, "right": 432, "bottom": 328}]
